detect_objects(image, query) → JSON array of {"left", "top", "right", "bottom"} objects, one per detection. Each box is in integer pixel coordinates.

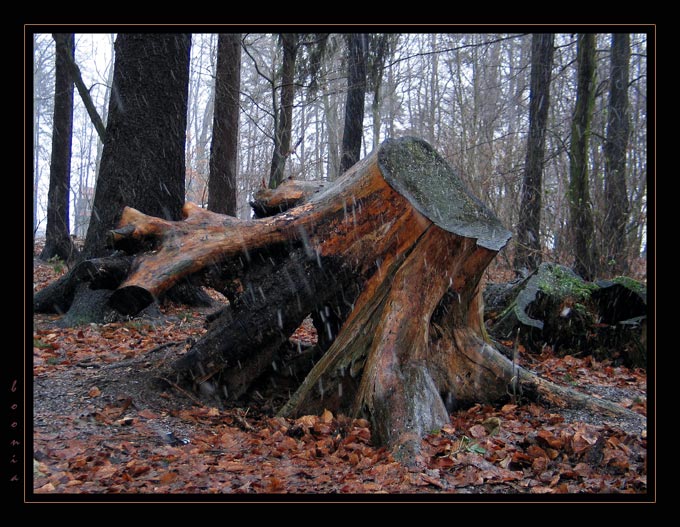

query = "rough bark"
[
  {"left": 41, "top": 33, "right": 78, "bottom": 263},
  {"left": 514, "top": 33, "right": 554, "bottom": 274},
  {"left": 208, "top": 33, "right": 241, "bottom": 216},
  {"left": 96, "top": 137, "right": 641, "bottom": 463},
  {"left": 568, "top": 34, "right": 598, "bottom": 281},
  {"left": 269, "top": 34, "right": 298, "bottom": 189},
  {"left": 341, "top": 34, "right": 368, "bottom": 172},
  {"left": 603, "top": 33, "right": 631, "bottom": 276},
  {"left": 82, "top": 34, "right": 192, "bottom": 259}
]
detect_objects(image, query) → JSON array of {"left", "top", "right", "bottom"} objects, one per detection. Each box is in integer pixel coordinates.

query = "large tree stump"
[{"left": 100, "top": 137, "right": 642, "bottom": 463}]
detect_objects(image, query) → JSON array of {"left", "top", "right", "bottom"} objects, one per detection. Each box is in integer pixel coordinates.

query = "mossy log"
[
  {"left": 98, "top": 137, "right": 642, "bottom": 463},
  {"left": 484, "top": 262, "right": 647, "bottom": 368}
]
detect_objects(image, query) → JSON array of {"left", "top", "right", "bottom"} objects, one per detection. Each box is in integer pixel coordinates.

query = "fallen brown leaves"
[
  {"left": 32, "top": 257, "right": 647, "bottom": 496},
  {"left": 33, "top": 396, "right": 647, "bottom": 494}
]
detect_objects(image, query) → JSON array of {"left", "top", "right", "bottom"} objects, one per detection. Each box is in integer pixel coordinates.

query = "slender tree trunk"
[
  {"left": 208, "top": 33, "right": 241, "bottom": 216},
  {"left": 340, "top": 34, "right": 367, "bottom": 173},
  {"left": 323, "top": 83, "right": 341, "bottom": 180},
  {"left": 41, "top": 33, "right": 77, "bottom": 262},
  {"left": 33, "top": 34, "right": 41, "bottom": 238},
  {"left": 61, "top": 45, "right": 106, "bottom": 142},
  {"left": 269, "top": 34, "right": 298, "bottom": 189},
  {"left": 93, "top": 34, "right": 115, "bottom": 183},
  {"left": 603, "top": 33, "right": 631, "bottom": 276},
  {"left": 83, "top": 34, "right": 192, "bottom": 259},
  {"left": 568, "top": 34, "right": 598, "bottom": 281},
  {"left": 514, "top": 33, "right": 555, "bottom": 274},
  {"left": 371, "top": 88, "right": 381, "bottom": 151}
]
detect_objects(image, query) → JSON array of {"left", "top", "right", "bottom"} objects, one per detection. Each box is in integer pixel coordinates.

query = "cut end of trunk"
[{"left": 378, "top": 136, "right": 512, "bottom": 251}]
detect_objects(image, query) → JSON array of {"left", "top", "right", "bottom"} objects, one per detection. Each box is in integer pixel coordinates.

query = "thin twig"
[
  {"left": 159, "top": 376, "right": 205, "bottom": 407},
  {"left": 233, "top": 409, "right": 256, "bottom": 432}
]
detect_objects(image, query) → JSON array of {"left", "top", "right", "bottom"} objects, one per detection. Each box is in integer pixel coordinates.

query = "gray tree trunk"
[
  {"left": 208, "top": 33, "right": 241, "bottom": 216},
  {"left": 269, "top": 34, "right": 298, "bottom": 189},
  {"left": 603, "top": 33, "right": 631, "bottom": 276},
  {"left": 568, "top": 34, "right": 598, "bottom": 281},
  {"left": 514, "top": 34, "right": 555, "bottom": 274},
  {"left": 340, "top": 34, "right": 367, "bottom": 173},
  {"left": 83, "top": 34, "right": 192, "bottom": 258},
  {"left": 41, "top": 33, "right": 78, "bottom": 262}
]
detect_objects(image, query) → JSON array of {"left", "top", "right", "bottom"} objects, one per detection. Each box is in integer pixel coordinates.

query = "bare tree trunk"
[
  {"left": 83, "top": 34, "right": 192, "bottom": 259},
  {"left": 341, "top": 34, "right": 367, "bottom": 172},
  {"left": 41, "top": 33, "right": 78, "bottom": 262},
  {"left": 208, "top": 33, "right": 241, "bottom": 216},
  {"left": 60, "top": 42, "right": 106, "bottom": 142},
  {"left": 269, "top": 34, "right": 298, "bottom": 189},
  {"left": 603, "top": 33, "right": 631, "bottom": 276},
  {"left": 33, "top": 33, "right": 42, "bottom": 238},
  {"left": 568, "top": 34, "right": 598, "bottom": 281},
  {"left": 323, "top": 83, "right": 341, "bottom": 180},
  {"left": 514, "top": 34, "right": 555, "bottom": 274},
  {"left": 93, "top": 34, "right": 114, "bottom": 184}
]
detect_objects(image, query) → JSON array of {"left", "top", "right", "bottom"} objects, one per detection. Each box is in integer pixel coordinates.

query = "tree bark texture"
[
  {"left": 568, "top": 34, "right": 598, "bottom": 281},
  {"left": 603, "top": 33, "right": 631, "bottom": 276},
  {"left": 82, "top": 34, "right": 192, "bottom": 259},
  {"left": 100, "top": 137, "right": 641, "bottom": 463},
  {"left": 41, "top": 33, "right": 78, "bottom": 263},
  {"left": 269, "top": 34, "right": 298, "bottom": 189},
  {"left": 514, "top": 33, "right": 554, "bottom": 274},
  {"left": 208, "top": 33, "right": 241, "bottom": 216},
  {"left": 341, "top": 34, "right": 368, "bottom": 172}
]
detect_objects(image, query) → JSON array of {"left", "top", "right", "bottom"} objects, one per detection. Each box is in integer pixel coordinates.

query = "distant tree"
[
  {"left": 340, "top": 33, "right": 368, "bottom": 172},
  {"left": 367, "top": 34, "right": 398, "bottom": 150},
  {"left": 514, "top": 33, "right": 555, "bottom": 274},
  {"left": 603, "top": 33, "right": 631, "bottom": 276},
  {"left": 568, "top": 34, "right": 598, "bottom": 281},
  {"left": 269, "top": 33, "right": 299, "bottom": 189},
  {"left": 83, "top": 34, "right": 191, "bottom": 258},
  {"left": 40, "top": 33, "right": 78, "bottom": 262},
  {"left": 208, "top": 33, "right": 241, "bottom": 216},
  {"left": 33, "top": 34, "right": 56, "bottom": 238}
]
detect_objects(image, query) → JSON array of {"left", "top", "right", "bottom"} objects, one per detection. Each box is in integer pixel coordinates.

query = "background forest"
[{"left": 32, "top": 31, "right": 648, "bottom": 280}]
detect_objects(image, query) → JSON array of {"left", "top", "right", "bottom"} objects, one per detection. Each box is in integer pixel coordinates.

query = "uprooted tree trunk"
[
  {"left": 484, "top": 262, "right": 647, "bottom": 369},
  {"left": 34, "top": 137, "right": 644, "bottom": 464}
]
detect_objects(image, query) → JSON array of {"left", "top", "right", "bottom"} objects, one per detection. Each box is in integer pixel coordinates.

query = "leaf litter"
[{"left": 32, "top": 258, "right": 647, "bottom": 495}]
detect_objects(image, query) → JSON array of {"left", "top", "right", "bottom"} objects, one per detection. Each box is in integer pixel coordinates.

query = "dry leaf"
[
  {"left": 35, "top": 482, "right": 56, "bottom": 493},
  {"left": 468, "top": 424, "right": 487, "bottom": 438}
]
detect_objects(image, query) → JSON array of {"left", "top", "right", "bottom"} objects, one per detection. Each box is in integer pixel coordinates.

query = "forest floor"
[{"left": 31, "top": 243, "right": 649, "bottom": 498}]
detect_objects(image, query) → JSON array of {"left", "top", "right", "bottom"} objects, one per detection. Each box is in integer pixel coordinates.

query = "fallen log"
[
  {"left": 103, "top": 136, "right": 643, "bottom": 463},
  {"left": 484, "top": 262, "right": 647, "bottom": 368}
]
